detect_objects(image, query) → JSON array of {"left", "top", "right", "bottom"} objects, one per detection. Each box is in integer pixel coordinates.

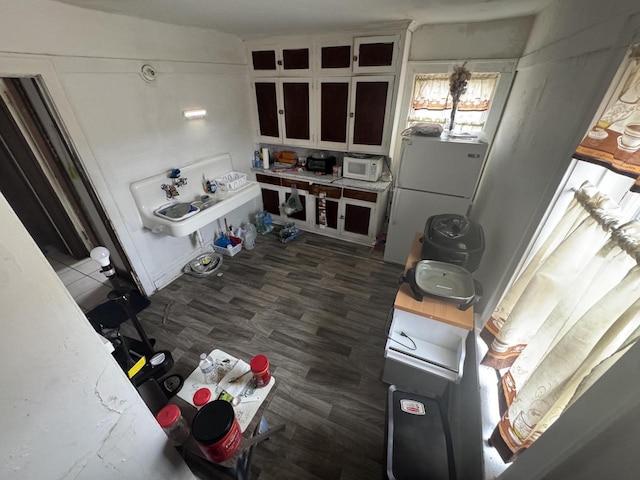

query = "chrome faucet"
[{"left": 161, "top": 168, "right": 188, "bottom": 199}]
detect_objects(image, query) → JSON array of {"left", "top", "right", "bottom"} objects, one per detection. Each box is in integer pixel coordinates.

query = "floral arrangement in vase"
[{"left": 448, "top": 62, "right": 471, "bottom": 131}]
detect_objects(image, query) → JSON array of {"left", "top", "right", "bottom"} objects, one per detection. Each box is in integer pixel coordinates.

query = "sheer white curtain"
[
  {"left": 481, "top": 182, "right": 640, "bottom": 462},
  {"left": 408, "top": 73, "right": 499, "bottom": 131}
]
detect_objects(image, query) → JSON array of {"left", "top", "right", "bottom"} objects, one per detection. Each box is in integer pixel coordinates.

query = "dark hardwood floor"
[{"left": 135, "top": 230, "right": 404, "bottom": 479}]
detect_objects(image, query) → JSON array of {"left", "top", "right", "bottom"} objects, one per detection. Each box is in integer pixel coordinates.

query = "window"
[
  {"left": 394, "top": 60, "right": 516, "bottom": 153},
  {"left": 408, "top": 72, "right": 500, "bottom": 133}
]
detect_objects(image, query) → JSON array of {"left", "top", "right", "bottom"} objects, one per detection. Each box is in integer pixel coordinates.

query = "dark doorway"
[
  {"left": 0, "top": 76, "right": 135, "bottom": 283},
  {"left": 0, "top": 90, "right": 89, "bottom": 257}
]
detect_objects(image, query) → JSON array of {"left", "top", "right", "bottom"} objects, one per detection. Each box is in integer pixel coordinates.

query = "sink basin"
[
  {"left": 130, "top": 153, "right": 261, "bottom": 237},
  {"left": 154, "top": 202, "right": 200, "bottom": 221}
]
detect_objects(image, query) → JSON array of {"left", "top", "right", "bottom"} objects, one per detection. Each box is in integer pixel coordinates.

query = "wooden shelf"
[{"left": 394, "top": 233, "right": 473, "bottom": 331}]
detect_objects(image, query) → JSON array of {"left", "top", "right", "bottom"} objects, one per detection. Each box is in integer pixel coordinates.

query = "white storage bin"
[
  {"left": 213, "top": 242, "right": 242, "bottom": 257},
  {"left": 214, "top": 172, "right": 248, "bottom": 192}
]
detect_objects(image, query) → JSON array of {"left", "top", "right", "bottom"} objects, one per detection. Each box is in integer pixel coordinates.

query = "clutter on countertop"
[{"left": 275, "top": 150, "right": 298, "bottom": 165}]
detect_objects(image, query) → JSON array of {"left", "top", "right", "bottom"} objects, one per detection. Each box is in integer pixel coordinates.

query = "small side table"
[{"left": 169, "top": 350, "right": 285, "bottom": 479}]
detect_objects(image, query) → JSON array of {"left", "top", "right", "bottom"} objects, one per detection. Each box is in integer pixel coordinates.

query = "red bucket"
[{"left": 191, "top": 400, "right": 242, "bottom": 463}]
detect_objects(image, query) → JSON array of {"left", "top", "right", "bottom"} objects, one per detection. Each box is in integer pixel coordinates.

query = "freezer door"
[
  {"left": 397, "top": 137, "right": 487, "bottom": 198},
  {"left": 383, "top": 188, "right": 470, "bottom": 264}
]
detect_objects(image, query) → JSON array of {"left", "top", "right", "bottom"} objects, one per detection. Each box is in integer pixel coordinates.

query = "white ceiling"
[{"left": 54, "top": 0, "right": 551, "bottom": 38}]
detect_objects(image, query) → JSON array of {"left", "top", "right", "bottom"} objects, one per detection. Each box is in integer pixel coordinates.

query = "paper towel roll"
[{"left": 261, "top": 147, "right": 269, "bottom": 170}]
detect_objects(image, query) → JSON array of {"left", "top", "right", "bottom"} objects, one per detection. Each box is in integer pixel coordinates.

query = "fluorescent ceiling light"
[{"left": 183, "top": 109, "right": 207, "bottom": 119}]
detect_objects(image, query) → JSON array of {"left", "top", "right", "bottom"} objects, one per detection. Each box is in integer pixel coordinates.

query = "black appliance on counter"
[
  {"left": 421, "top": 214, "right": 485, "bottom": 272},
  {"left": 399, "top": 214, "right": 485, "bottom": 309},
  {"left": 306, "top": 152, "right": 336, "bottom": 174}
]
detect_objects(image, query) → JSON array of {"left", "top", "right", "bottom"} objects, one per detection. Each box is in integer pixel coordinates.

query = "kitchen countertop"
[{"left": 252, "top": 167, "right": 392, "bottom": 192}]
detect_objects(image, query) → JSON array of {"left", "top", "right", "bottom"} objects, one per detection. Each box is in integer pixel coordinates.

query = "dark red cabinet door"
[
  {"left": 284, "top": 192, "right": 307, "bottom": 221},
  {"left": 357, "top": 42, "right": 395, "bottom": 68},
  {"left": 282, "top": 82, "right": 310, "bottom": 141},
  {"left": 316, "top": 198, "right": 339, "bottom": 229},
  {"left": 344, "top": 203, "right": 371, "bottom": 236},
  {"left": 282, "top": 48, "right": 309, "bottom": 70},
  {"left": 320, "top": 81, "right": 349, "bottom": 144},
  {"left": 321, "top": 45, "right": 352, "bottom": 69},
  {"left": 352, "top": 81, "right": 389, "bottom": 146},
  {"left": 255, "top": 82, "right": 279, "bottom": 138},
  {"left": 252, "top": 50, "right": 277, "bottom": 71},
  {"left": 261, "top": 188, "right": 280, "bottom": 216}
]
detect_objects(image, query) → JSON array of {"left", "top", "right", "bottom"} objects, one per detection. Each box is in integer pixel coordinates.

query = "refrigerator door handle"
[
  {"left": 389, "top": 190, "right": 400, "bottom": 225},
  {"left": 396, "top": 141, "right": 408, "bottom": 188}
]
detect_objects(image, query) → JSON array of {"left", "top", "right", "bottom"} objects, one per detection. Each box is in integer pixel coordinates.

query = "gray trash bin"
[{"left": 386, "top": 385, "right": 456, "bottom": 480}]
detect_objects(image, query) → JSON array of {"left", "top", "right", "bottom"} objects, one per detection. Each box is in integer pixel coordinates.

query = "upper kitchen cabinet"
[
  {"left": 318, "top": 77, "right": 351, "bottom": 150},
  {"left": 252, "top": 78, "right": 313, "bottom": 145},
  {"left": 349, "top": 76, "right": 395, "bottom": 154},
  {"left": 253, "top": 78, "right": 281, "bottom": 143},
  {"left": 317, "top": 41, "right": 353, "bottom": 75},
  {"left": 248, "top": 30, "right": 407, "bottom": 154},
  {"left": 280, "top": 78, "right": 313, "bottom": 146},
  {"left": 250, "top": 44, "right": 312, "bottom": 76},
  {"left": 352, "top": 35, "right": 400, "bottom": 74}
]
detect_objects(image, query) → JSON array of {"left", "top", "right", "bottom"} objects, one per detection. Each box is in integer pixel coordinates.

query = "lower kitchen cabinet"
[
  {"left": 343, "top": 203, "right": 371, "bottom": 236},
  {"left": 260, "top": 188, "right": 280, "bottom": 216},
  {"left": 284, "top": 190, "right": 308, "bottom": 221},
  {"left": 256, "top": 172, "right": 389, "bottom": 245},
  {"left": 256, "top": 173, "right": 311, "bottom": 223},
  {"left": 340, "top": 187, "right": 387, "bottom": 244}
]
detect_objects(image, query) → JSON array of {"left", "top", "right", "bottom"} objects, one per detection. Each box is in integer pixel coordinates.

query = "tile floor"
[{"left": 45, "top": 247, "right": 113, "bottom": 312}]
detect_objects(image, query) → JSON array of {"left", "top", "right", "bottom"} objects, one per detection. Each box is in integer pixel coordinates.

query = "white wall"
[
  {"left": 409, "top": 16, "right": 534, "bottom": 61},
  {"left": 471, "top": 1, "right": 640, "bottom": 320},
  {"left": 0, "top": 0, "right": 258, "bottom": 295},
  {"left": 0, "top": 192, "right": 195, "bottom": 479},
  {"left": 465, "top": 0, "right": 640, "bottom": 477}
]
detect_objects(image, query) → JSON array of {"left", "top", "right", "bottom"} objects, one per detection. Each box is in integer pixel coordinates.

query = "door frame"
[{"left": 0, "top": 54, "right": 147, "bottom": 292}]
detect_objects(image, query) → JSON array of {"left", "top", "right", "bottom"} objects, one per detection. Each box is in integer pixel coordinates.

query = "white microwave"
[{"left": 343, "top": 155, "right": 384, "bottom": 182}]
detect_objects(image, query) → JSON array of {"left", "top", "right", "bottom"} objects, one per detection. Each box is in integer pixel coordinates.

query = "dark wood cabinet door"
[
  {"left": 358, "top": 43, "right": 394, "bottom": 68},
  {"left": 254, "top": 81, "right": 280, "bottom": 139},
  {"left": 316, "top": 198, "right": 339, "bottom": 229},
  {"left": 351, "top": 79, "right": 390, "bottom": 146},
  {"left": 320, "top": 45, "right": 352, "bottom": 70},
  {"left": 282, "top": 48, "right": 309, "bottom": 70},
  {"left": 281, "top": 80, "right": 311, "bottom": 142},
  {"left": 252, "top": 50, "right": 277, "bottom": 71},
  {"left": 284, "top": 192, "right": 307, "bottom": 221},
  {"left": 320, "top": 80, "right": 350, "bottom": 145},
  {"left": 353, "top": 35, "right": 399, "bottom": 73},
  {"left": 344, "top": 203, "right": 371, "bottom": 236},
  {"left": 261, "top": 188, "right": 280, "bottom": 216}
]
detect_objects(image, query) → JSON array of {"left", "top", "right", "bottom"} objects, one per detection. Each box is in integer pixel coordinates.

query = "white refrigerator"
[{"left": 384, "top": 135, "right": 488, "bottom": 264}]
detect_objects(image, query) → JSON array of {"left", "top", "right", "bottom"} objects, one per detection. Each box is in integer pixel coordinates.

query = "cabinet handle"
[
  {"left": 340, "top": 215, "right": 345, "bottom": 219},
  {"left": 277, "top": 60, "right": 282, "bottom": 66},
  {"left": 279, "top": 109, "right": 284, "bottom": 114},
  {"left": 353, "top": 55, "right": 358, "bottom": 62},
  {"left": 349, "top": 112, "right": 354, "bottom": 118}
]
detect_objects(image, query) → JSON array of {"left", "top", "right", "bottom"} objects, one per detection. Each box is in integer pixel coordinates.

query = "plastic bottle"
[
  {"left": 156, "top": 404, "right": 190, "bottom": 446},
  {"left": 242, "top": 223, "right": 257, "bottom": 250},
  {"left": 199, "top": 353, "right": 217, "bottom": 384}
]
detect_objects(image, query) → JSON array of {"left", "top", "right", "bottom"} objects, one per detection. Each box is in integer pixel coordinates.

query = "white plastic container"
[{"left": 214, "top": 172, "right": 248, "bottom": 192}]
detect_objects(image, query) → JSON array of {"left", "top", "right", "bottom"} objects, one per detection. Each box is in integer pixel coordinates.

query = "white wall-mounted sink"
[{"left": 130, "top": 153, "right": 260, "bottom": 237}]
